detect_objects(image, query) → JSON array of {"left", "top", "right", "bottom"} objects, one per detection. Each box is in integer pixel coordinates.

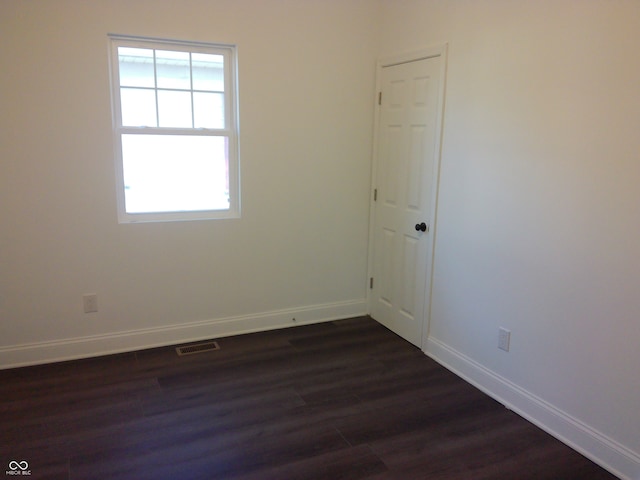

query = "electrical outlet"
[
  {"left": 498, "top": 327, "right": 511, "bottom": 352},
  {"left": 83, "top": 294, "right": 98, "bottom": 313}
]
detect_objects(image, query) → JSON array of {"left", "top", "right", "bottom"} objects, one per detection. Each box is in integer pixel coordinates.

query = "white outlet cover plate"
[{"left": 498, "top": 327, "right": 511, "bottom": 351}]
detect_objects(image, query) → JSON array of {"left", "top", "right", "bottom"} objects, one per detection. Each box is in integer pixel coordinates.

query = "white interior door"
[{"left": 369, "top": 54, "right": 443, "bottom": 347}]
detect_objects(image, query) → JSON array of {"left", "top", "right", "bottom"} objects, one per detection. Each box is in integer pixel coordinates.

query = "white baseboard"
[
  {"left": 424, "top": 336, "right": 640, "bottom": 480},
  {"left": 0, "top": 299, "right": 367, "bottom": 370}
]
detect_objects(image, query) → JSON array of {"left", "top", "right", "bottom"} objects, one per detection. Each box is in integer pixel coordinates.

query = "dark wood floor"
[{"left": 0, "top": 316, "right": 617, "bottom": 479}]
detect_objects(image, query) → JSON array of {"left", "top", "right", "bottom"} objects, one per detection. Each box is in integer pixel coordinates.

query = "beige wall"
[
  {"left": 379, "top": 1, "right": 640, "bottom": 477},
  {"left": 0, "top": 0, "right": 379, "bottom": 357}
]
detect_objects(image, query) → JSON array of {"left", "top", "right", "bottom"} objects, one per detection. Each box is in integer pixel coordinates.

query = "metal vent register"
[{"left": 176, "top": 341, "right": 220, "bottom": 356}]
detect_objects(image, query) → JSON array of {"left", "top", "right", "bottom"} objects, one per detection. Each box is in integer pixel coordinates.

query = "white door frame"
[{"left": 366, "top": 44, "right": 448, "bottom": 350}]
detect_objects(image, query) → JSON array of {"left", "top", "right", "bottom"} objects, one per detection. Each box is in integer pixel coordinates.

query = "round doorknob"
[{"left": 415, "top": 222, "right": 427, "bottom": 232}]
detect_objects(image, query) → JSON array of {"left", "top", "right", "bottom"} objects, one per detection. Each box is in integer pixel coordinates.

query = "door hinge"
[
  {"left": 378, "top": 91, "right": 382, "bottom": 105},
  {"left": 370, "top": 277, "right": 374, "bottom": 289},
  {"left": 373, "top": 188, "right": 377, "bottom": 201}
]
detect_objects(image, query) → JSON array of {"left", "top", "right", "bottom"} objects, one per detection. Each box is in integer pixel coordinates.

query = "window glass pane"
[
  {"left": 192, "top": 53, "right": 224, "bottom": 91},
  {"left": 118, "top": 48, "right": 155, "bottom": 88},
  {"left": 120, "top": 88, "right": 157, "bottom": 127},
  {"left": 118, "top": 47, "right": 155, "bottom": 88},
  {"left": 156, "top": 50, "right": 190, "bottom": 90},
  {"left": 158, "top": 90, "right": 192, "bottom": 128},
  {"left": 193, "top": 92, "right": 224, "bottom": 129},
  {"left": 122, "top": 134, "right": 229, "bottom": 213}
]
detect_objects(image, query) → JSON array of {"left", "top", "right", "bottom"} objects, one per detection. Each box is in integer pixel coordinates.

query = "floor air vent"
[{"left": 176, "top": 341, "right": 220, "bottom": 356}]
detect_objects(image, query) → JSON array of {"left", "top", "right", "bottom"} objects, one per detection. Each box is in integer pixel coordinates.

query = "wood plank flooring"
[{"left": 0, "top": 316, "right": 618, "bottom": 479}]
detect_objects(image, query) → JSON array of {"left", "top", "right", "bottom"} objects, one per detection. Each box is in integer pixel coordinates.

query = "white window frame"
[{"left": 108, "top": 34, "right": 240, "bottom": 223}]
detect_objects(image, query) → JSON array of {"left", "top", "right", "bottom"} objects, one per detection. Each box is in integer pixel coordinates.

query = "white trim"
[
  {"left": 421, "top": 43, "right": 448, "bottom": 347},
  {"left": 424, "top": 336, "right": 640, "bottom": 480},
  {"left": 378, "top": 44, "right": 447, "bottom": 68},
  {"left": 0, "top": 299, "right": 366, "bottom": 370}
]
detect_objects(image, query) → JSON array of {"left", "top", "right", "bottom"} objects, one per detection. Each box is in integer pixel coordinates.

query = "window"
[{"left": 109, "top": 35, "right": 239, "bottom": 223}]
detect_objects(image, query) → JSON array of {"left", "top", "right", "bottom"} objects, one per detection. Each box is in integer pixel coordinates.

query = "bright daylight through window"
[{"left": 109, "top": 35, "right": 239, "bottom": 222}]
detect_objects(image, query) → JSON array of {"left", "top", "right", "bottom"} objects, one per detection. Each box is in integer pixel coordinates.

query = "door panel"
[
  {"left": 370, "top": 56, "right": 441, "bottom": 347},
  {"left": 380, "top": 228, "right": 395, "bottom": 307}
]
